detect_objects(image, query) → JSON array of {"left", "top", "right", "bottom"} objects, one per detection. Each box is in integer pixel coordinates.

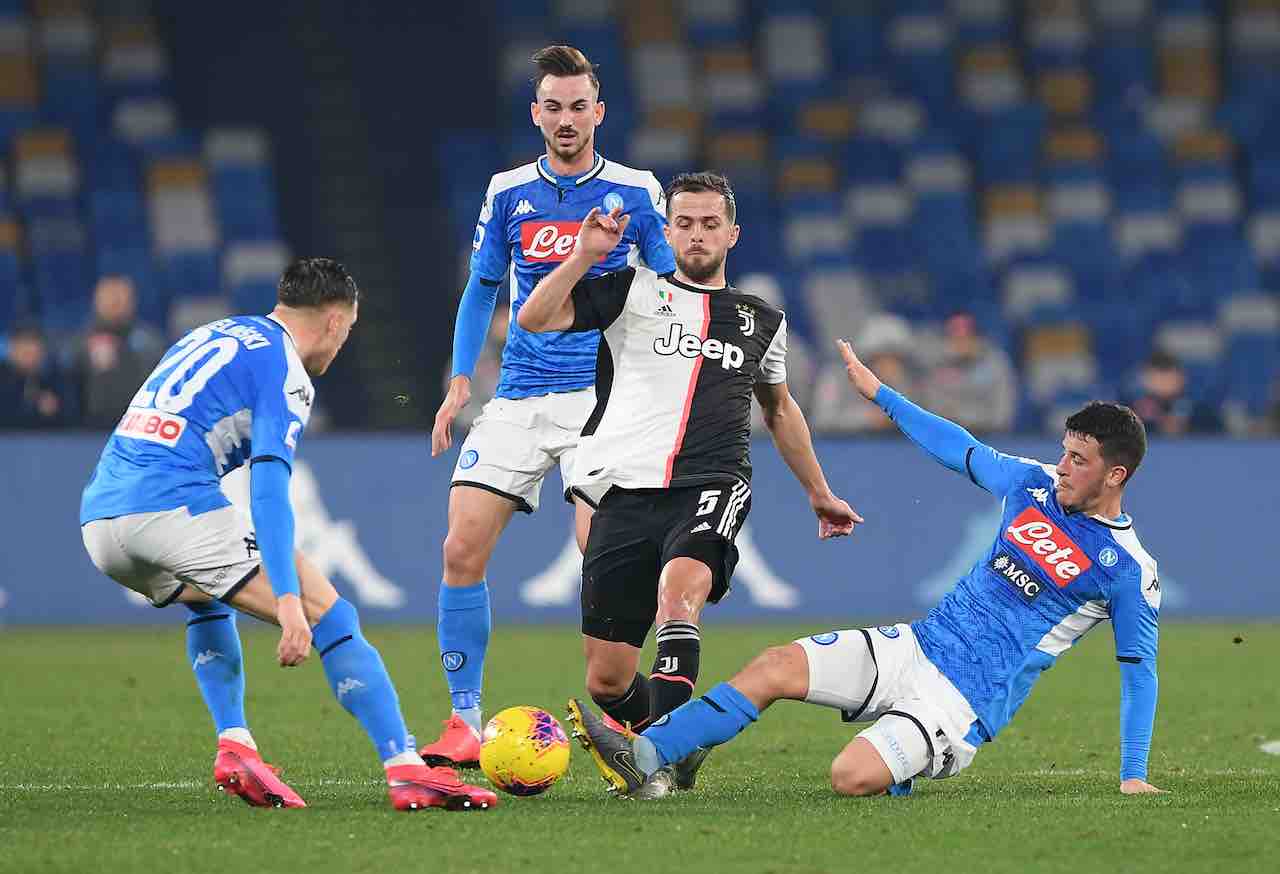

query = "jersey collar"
[
  {"left": 537, "top": 153, "right": 605, "bottom": 187},
  {"left": 266, "top": 313, "right": 298, "bottom": 348},
  {"left": 666, "top": 273, "right": 730, "bottom": 295},
  {"left": 1090, "top": 512, "right": 1132, "bottom": 530}
]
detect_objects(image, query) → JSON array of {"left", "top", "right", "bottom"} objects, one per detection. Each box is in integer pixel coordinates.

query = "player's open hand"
[
  {"left": 811, "top": 491, "right": 863, "bottom": 539},
  {"left": 1120, "top": 779, "right": 1168, "bottom": 795},
  {"left": 576, "top": 206, "right": 630, "bottom": 262},
  {"left": 432, "top": 375, "right": 471, "bottom": 457},
  {"left": 836, "top": 338, "right": 883, "bottom": 401},
  {"left": 276, "top": 593, "right": 312, "bottom": 667}
]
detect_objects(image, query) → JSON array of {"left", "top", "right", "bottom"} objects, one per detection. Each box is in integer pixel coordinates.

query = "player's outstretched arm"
[
  {"left": 836, "top": 339, "right": 1026, "bottom": 495},
  {"left": 754, "top": 381, "right": 863, "bottom": 539},
  {"left": 518, "top": 206, "right": 629, "bottom": 332},
  {"left": 432, "top": 273, "right": 501, "bottom": 456},
  {"left": 249, "top": 458, "right": 311, "bottom": 667},
  {"left": 1118, "top": 658, "right": 1165, "bottom": 794}
]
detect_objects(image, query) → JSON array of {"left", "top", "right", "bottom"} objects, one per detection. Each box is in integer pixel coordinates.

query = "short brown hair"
[
  {"left": 531, "top": 45, "right": 599, "bottom": 97},
  {"left": 665, "top": 171, "right": 737, "bottom": 223}
]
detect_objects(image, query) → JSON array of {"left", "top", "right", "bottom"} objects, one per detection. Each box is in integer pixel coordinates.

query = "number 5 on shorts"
[{"left": 696, "top": 489, "right": 721, "bottom": 516}]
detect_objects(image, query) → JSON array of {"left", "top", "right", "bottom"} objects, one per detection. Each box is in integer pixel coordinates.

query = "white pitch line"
[
  {"left": 1261, "top": 740, "right": 1280, "bottom": 756},
  {"left": 0, "top": 778, "right": 383, "bottom": 792}
]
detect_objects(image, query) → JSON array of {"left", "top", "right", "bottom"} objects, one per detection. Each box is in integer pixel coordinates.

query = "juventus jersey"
[{"left": 565, "top": 265, "right": 787, "bottom": 500}]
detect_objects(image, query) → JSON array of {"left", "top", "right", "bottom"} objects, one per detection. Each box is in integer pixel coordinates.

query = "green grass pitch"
[{"left": 2, "top": 623, "right": 1277, "bottom": 873}]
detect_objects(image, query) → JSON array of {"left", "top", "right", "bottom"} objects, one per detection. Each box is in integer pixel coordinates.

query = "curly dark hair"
[{"left": 277, "top": 257, "right": 359, "bottom": 308}]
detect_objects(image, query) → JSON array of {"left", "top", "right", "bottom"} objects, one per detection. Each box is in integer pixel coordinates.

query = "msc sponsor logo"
[
  {"left": 653, "top": 323, "right": 746, "bottom": 370},
  {"left": 521, "top": 221, "right": 581, "bottom": 262},
  {"left": 990, "top": 551, "right": 1044, "bottom": 602},
  {"left": 1004, "top": 506, "right": 1092, "bottom": 585}
]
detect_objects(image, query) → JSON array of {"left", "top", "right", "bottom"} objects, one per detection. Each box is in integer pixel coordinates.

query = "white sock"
[
  {"left": 384, "top": 750, "right": 424, "bottom": 769},
  {"left": 219, "top": 727, "right": 257, "bottom": 750},
  {"left": 454, "top": 708, "right": 483, "bottom": 736}
]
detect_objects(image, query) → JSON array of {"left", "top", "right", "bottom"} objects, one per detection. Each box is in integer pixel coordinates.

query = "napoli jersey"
[
  {"left": 912, "top": 449, "right": 1161, "bottom": 741},
  {"left": 80, "top": 315, "right": 314, "bottom": 523},
  {"left": 470, "top": 153, "right": 676, "bottom": 399}
]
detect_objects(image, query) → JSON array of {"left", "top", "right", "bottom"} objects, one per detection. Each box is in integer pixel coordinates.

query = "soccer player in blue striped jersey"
[
  {"left": 80, "top": 258, "right": 497, "bottom": 812},
  {"left": 423, "top": 45, "right": 676, "bottom": 767},
  {"left": 570, "top": 337, "right": 1166, "bottom": 798}
]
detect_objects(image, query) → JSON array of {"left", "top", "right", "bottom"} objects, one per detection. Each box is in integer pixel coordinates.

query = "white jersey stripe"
[
  {"left": 662, "top": 294, "right": 711, "bottom": 486},
  {"left": 1034, "top": 599, "right": 1109, "bottom": 657}
]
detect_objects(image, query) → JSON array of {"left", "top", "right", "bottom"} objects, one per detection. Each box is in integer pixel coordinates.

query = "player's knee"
[
  {"left": 743, "top": 645, "right": 803, "bottom": 696},
  {"left": 656, "top": 567, "right": 712, "bottom": 621},
  {"left": 584, "top": 661, "right": 632, "bottom": 701},
  {"left": 829, "top": 760, "right": 883, "bottom": 797},
  {"left": 442, "top": 527, "right": 488, "bottom": 581}
]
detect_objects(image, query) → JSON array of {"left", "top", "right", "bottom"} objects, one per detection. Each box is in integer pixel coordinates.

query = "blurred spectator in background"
[
  {"left": 70, "top": 276, "right": 167, "bottom": 428},
  {"left": 1123, "top": 348, "right": 1222, "bottom": 436},
  {"left": 0, "top": 321, "right": 69, "bottom": 427},
  {"left": 920, "top": 311, "right": 1016, "bottom": 434},
  {"left": 811, "top": 313, "right": 918, "bottom": 433}
]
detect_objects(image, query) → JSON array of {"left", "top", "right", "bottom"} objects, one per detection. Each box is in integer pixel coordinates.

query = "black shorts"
[{"left": 580, "top": 481, "right": 751, "bottom": 648}]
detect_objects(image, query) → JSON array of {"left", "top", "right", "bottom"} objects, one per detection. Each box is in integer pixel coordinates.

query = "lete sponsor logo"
[
  {"left": 1004, "top": 506, "right": 1092, "bottom": 584},
  {"left": 521, "top": 221, "right": 581, "bottom": 262}
]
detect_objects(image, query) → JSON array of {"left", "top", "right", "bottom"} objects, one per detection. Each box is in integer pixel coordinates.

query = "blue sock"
[
  {"left": 312, "top": 598, "right": 411, "bottom": 761},
  {"left": 437, "top": 580, "right": 490, "bottom": 733},
  {"left": 637, "top": 681, "right": 759, "bottom": 774},
  {"left": 185, "top": 601, "right": 246, "bottom": 734}
]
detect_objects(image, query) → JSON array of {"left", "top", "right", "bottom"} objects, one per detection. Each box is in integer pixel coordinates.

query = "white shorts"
[
  {"left": 797, "top": 624, "right": 981, "bottom": 784},
  {"left": 81, "top": 506, "right": 261, "bottom": 607},
  {"left": 451, "top": 388, "right": 595, "bottom": 513}
]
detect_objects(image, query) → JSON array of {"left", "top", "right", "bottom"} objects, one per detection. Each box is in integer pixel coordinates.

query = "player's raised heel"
[
  {"left": 419, "top": 714, "right": 483, "bottom": 769},
  {"left": 672, "top": 746, "right": 711, "bottom": 790},
  {"left": 386, "top": 763, "right": 498, "bottom": 812},
  {"left": 212, "top": 740, "right": 306, "bottom": 809},
  {"left": 566, "top": 698, "right": 647, "bottom": 795}
]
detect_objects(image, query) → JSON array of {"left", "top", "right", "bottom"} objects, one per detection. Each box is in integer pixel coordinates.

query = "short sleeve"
[
  {"left": 250, "top": 343, "right": 313, "bottom": 469},
  {"left": 468, "top": 176, "right": 510, "bottom": 282},
  {"left": 568, "top": 268, "right": 638, "bottom": 332},
  {"left": 1110, "top": 554, "right": 1160, "bottom": 662},
  {"left": 632, "top": 173, "right": 676, "bottom": 274},
  {"left": 756, "top": 315, "right": 788, "bottom": 384}
]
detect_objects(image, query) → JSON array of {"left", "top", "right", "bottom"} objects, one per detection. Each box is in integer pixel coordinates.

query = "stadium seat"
[
  {"left": 1220, "top": 294, "right": 1280, "bottom": 417},
  {"left": 224, "top": 241, "right": 290, "bottom": 314},
  {"left": 1153, "top": 319, "right": 1225, "bottom": 403}
]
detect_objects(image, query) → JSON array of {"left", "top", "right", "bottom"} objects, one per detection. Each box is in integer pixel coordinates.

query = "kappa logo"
[
  {"left": 1004, "top": 506, "right": 1091, "bottom": 584},
  {"left": 289, "top": 386, "right": 313, "bottom": 407},
  {"left": 1027, "top": 487, "right": 1049, "bottom": 505},
  {"left": 513, "top": 199, "right": 536, "bottom": 216},
  {"left": 736, "top": 304, "right": 756, "bottom": 337},
  {"left": 336, "top": 677, "right": 366, "bottom": 699},
  {"left": 244, "top": 534, "right": 259, "bottom": 559}
]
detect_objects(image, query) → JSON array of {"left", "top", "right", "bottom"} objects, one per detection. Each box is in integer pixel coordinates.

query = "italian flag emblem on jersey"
[{"left": 658, "top": 289, "right": 673, "bottom": 302}]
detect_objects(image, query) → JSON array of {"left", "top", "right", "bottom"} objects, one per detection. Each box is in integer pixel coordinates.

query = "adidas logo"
[
  {"left": 513, "top": 199, "right": 536, "bottom": 216},
  {"left": 656, "top": 304, "right": 676, "bottom": 316},
  {"left": 690, "top": 522, "right": 712, "bottom": 534}
]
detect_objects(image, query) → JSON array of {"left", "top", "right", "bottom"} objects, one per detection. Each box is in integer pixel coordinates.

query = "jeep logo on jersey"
[
  {"left": 521, "top": 221, "right": 581, "bottom": 262},
  {"left": 653, "top": 323, "right": 746, "bottom": 370},
  {"left": 990, "top": 551, "right": 1043, "bottom": 602},
  {"left": 1005, "top": 506, "right": 1092, "bottom": 584}
]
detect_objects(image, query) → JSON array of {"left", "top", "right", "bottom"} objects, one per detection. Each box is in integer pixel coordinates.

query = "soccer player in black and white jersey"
[{"left": 519, "top": 172, "right": 863, "bottom": 796}]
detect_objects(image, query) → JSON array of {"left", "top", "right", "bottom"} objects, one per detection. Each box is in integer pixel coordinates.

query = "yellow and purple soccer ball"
[{"left": 479, "top": 706, "right": 571, "bottom": 796}]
